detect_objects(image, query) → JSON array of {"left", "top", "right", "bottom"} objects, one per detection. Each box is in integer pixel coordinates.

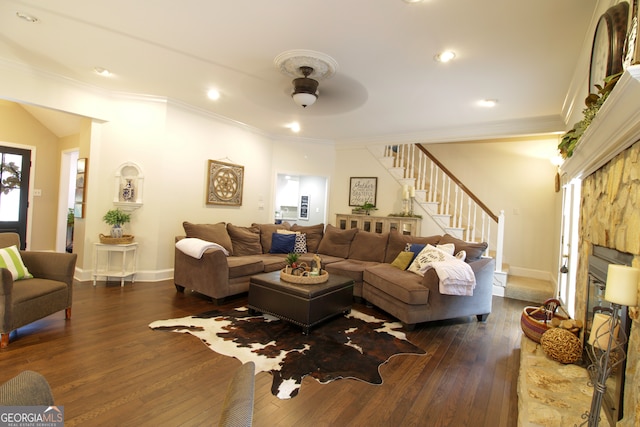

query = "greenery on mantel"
[{"left": 558, "top": 72, "right": 622, "bottom": 159}]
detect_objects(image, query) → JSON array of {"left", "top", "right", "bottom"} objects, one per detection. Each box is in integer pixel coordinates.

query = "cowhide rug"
[{"left": 149, "top": 307, "right": 426, "bottom": 399}]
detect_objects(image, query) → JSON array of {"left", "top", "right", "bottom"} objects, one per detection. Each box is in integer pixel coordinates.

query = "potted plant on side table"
[{"left": 102, "top": 208, "right": 133, "bottom": 243}]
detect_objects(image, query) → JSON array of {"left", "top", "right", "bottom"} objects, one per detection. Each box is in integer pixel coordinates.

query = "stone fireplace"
[
  {"left": 585, "top": 245, "right": 633, "bottom": 424},
  {"left": 561, "top": 65, "right": 640, "bottom": 427}
]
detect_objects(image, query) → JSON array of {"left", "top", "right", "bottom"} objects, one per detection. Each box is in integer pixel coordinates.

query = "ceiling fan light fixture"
[
  {"left": 275, "top": 50, "right": 337, "bottom": 108},
  {"left": 291, "top": 66, "right": 319, "bottom": 108},
  {"left": 292, "top": 92, "right": 317, "bottom": 108}
]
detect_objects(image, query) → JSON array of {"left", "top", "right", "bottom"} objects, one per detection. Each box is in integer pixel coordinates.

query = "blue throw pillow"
[
  {"left": 405, "top": 243, "right": 426, "bottom": 261},
  {"left": 270, "top": 233, "right": 296, "bottom": 254}
]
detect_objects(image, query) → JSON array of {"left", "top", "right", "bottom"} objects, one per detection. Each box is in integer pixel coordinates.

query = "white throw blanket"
[
  {"left": 431, "top": 259, "right": 476, "bottom": 296},
  {"left": 175, "top": 238, "right": 229, "bottom": 259}
]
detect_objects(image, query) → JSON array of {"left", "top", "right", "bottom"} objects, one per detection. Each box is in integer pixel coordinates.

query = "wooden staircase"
[{"left": 369, "top": 143, "right": 508, "bottom": 295}]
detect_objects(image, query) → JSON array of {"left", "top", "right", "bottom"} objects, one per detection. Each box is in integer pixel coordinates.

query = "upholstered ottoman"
[{"left": 248, "top": 271, "right": 354, "bottom": 334}]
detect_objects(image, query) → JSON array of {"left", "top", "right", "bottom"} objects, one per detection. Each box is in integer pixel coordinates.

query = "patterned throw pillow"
[
  {"left": 0, "top": 245, "right": 33, "bottom": 280},
  {"left": 277, "top": 229, "right": 307, "bottom": 254},
  {"left": 293, "top": 233, "right": 307, "bottom": 254},
  {"left": 408, "top": 244, "right": 457, "bottom": 276}
]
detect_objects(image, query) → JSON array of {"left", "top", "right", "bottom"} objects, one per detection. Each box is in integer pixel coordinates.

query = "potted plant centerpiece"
[
  {"left": 285, "top": 252, "right": 300, "bottom": 273},
  {"left": 103, "top": 208, "right": 131, "bottom": 239},
  {"left": 359, "top": 202, "right": 378, "bottom": 215}
]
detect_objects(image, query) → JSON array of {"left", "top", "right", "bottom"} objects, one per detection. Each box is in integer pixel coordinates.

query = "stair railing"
[{"left": 385, "top": 143, "right": 504, "bottom": 272}]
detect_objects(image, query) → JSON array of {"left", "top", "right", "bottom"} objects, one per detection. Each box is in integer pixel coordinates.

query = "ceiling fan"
[{"left": 274, "top": 50, "right": 338, "bottom": 108}]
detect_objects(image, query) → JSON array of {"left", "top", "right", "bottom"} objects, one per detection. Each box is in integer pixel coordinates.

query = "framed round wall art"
[{"left": 206, "top": 159, "right": 244, "bottom": 206}]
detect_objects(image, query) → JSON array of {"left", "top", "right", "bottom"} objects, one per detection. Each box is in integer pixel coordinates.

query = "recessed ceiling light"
[
  {"left": 207, "top": 89, "right": 220, "bottom": 101},
  {"left": 434, "top": 51, "right": 456, "bottom": 63},
  {"left": 94, "top": 67, "right": 111, "bottom": 77},
  {"left": 16, "top": 12, "right": 38, "bottom": 23},
  {"left": 403, "top": 0, "right": 424, "bottom": 3},
  {"left": 478, "top": 99, "right": 498, "bottom": 108},
  {"left": 286, "top": 122, "right": 301, "bottom": 133}
]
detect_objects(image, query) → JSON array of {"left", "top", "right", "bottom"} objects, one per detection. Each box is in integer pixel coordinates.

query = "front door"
[{"left": 0, "top": 146, "right": 31, "bottom": 249}]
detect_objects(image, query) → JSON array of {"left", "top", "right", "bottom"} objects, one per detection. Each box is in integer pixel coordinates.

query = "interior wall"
[
  {"left": 332, "top": 146, "right": 403, "bottom": 220},
  {"left": 0, "top": 100, "right": 60, "bottom": 250}
]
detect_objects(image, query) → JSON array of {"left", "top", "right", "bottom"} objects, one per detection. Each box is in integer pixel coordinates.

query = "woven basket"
[
  {"left": 99, "top": 234, "right": 135, "bottom": 244},
  {"left": 540, "top": 327, "right": 583, "bottom": 364},
  {"left": 280, "top": 269, "right": 329, "bottom": 285},
  {"left": 520, "top": 298, "right": 577, "bottom": 343}
]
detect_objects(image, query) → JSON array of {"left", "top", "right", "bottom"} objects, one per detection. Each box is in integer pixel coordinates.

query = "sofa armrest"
[
  {"left": 0, "top": 268, "right": 14, "bottom": 297},
  {"left": 468, "top": 257, "right": 496, "bottom": 289},
  {"left": 418, "top": 257, "right": 495, "bottom": 319},
  {"left": 174, "top": 244, "right": 231, "bottom": 299},
  {"left": 0, "top": 370, "right": 54, "bottom": 406},
  {"left": 20, "top": 252, "right": 77, "bottom": 287},
  {"left": 420, "top": 257, "right": 495, "bottom": 291}
]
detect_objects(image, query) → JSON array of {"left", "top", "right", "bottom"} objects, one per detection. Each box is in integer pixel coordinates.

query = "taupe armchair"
[{"left": 0, "top": 233, "right": 77, "bottom": 348}]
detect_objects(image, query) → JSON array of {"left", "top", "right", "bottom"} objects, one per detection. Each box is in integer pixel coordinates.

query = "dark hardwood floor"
[{"left": 0, "top": 280, "right": 531, "bottom": 426}]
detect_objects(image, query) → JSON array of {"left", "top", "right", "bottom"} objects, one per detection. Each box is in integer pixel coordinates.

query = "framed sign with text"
[{"left": 349, "top": 177, "right": 377, "bottom": 207}]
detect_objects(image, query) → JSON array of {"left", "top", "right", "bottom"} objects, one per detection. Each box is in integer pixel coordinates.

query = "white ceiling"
[{"left": 1, "top": 0, "right": 598, "bottom": 143}]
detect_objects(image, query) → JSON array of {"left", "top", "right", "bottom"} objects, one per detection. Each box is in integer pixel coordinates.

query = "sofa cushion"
[
  {"left": 363, "top": 264, "right": 430, "bottom": 305},
  {"left": 227, "top": 224, "right": 262, "bottom": 256},
  {"left": 250, "top": 254, "right": 287, "bottom": 273},
  {"left": 252, "top": 223, "right": 290, "bottom": 254},
  {"left": 183, "top": 222, "right": 233, "bottom": 255},
  {"left": 297, "top": 253, "right": 345, "bottom": 265},
  {"left": 317, "top": 225, "right": 357, "bottom": 258},
  {"left": 348, "top": 232, "right": 388, "bottom": 262},
  {"left": 325, "top": 259, "right": 379, "bottom": 284},
  {"left": 270, "top": 233, "right": 296, "bottom": 254},
  {"left": 438, "top": 234, "right": 488, "bottom": 262},
  {"left": 226, "top": 257, "right": 264, "bottom": 278},
  {"left": 384, "top": 231, "right": 441, "bottom": 264},
  {"left": 291, "top": 223, "right": 324, "bottom": 253}
]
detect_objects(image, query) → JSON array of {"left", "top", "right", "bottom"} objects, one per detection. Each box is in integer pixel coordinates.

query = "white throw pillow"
[{"left": 408, "top": 244, "right": 456, "bottom": 276}]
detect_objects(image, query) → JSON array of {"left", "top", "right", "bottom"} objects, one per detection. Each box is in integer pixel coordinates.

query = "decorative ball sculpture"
[{"left": 540, "top": 327, "right": 583, "bottom": 364}]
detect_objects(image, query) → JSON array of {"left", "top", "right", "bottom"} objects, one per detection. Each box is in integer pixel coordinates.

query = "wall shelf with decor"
[
  {"left": 336, "top": 214, "right": 421, "bottom": 236},
  {"left": 113, "top": 162, "right": 144, "bottom": 212}
]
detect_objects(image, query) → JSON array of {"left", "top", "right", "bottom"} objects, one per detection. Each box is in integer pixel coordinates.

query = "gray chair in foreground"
[
  {"left": 0, "top": 233, "right": 77, "bottom": 348},
  {"left": 0, "top": 370, "right": 54, "bottom": 406},
  {"left": 218, "top": 361, "right": 256, "bottom": 427}
]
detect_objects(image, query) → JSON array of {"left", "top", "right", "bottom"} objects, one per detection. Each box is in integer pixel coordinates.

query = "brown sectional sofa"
[{"left": 174, "top": 221, "right": 494, "bottom": 329}]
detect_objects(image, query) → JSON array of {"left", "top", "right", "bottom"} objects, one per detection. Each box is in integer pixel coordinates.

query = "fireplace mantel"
[{"left": 561, "top": 64, "right": 640, "bottom": 180}]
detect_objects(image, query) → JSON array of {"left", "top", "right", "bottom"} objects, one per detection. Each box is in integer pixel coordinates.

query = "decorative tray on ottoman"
[{"left": 280, "top": 268, "right": 329, "bottom": 285}]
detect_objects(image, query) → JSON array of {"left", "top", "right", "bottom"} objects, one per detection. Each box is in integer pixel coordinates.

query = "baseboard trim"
[
  {"left": 74, "top": 268, "right": 174, "bottom": 283},
  {"left": 506, "top": 266, "right": 553, "bottom": 281}
]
